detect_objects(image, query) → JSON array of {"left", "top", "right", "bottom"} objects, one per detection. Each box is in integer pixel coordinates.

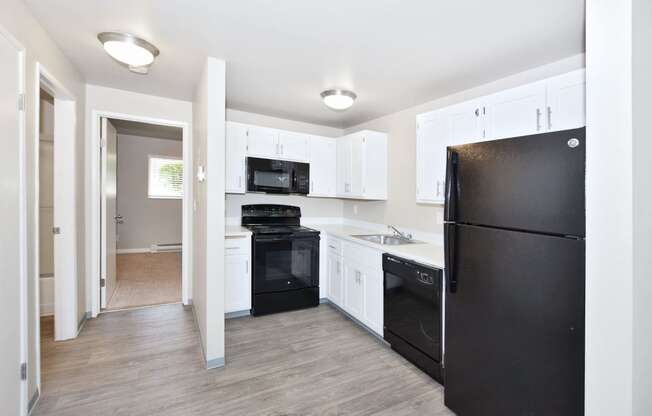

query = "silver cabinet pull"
[
  {"left": 238, "top": 175, "right": 242, "bottom": 188},
  {"left": 436, "top": 180, "right": 442, "bottom": 197},
  {"left": 114, "top": 215, "right": 124, "bottom": 224},
  {"left": 245, "top": 260, "right": 249, "bottom": 274},
  {"left": 280, "top": 144, "right": 284, "bottom": 155},
  {"left": 311, "top": 180, "right": 314, "bottom": 193},
  {"left": 536, "top": 108, "right": 542, "bottom": 131},
  {"left": 547, "top": 106, "right": 552, "bottom": 130}
]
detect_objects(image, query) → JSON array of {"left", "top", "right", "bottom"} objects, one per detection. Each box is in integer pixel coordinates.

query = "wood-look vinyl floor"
[
  {"left": 35, "top": 303, "right": 453, "bottom": 416},
  {"left": 107, "top": 252, "right": 182, "bottom": 310}
]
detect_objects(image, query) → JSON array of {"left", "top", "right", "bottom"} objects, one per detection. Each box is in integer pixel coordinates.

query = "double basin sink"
[{"left": 352, "top": 234, "right": 422, "bottom": 246}]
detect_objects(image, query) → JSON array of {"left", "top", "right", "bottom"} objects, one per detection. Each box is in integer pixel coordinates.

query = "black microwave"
[{"left": 246, "top": 157, "right": 310, "bottom": 194}]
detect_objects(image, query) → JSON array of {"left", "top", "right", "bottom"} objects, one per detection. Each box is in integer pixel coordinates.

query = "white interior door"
[
  {"left": 0, "top": 31, "right": 24, "bottom": 416},
  {"left": 100, "top": 118, "right": 117, "bottom": 308}
]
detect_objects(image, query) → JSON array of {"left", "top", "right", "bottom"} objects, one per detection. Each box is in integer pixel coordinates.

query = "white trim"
[
  {"left": 32, "top": 63, "right": 80, "bottom": 399},
  {"left": 2, "top": 26, "right": 29, "bottom": 416},
  {"left": 90, "top": 111, "right": 192, "bottom": 317}
]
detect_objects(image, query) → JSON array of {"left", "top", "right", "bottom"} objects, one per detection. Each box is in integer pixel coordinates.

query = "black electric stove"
[{"left": 242, "top": 205, "right": 320, "bottom": 316}]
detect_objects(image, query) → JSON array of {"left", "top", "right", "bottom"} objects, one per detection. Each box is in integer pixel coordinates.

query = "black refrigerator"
[{"left": 443, "top": 127, "right": 585, "bottom": 416}]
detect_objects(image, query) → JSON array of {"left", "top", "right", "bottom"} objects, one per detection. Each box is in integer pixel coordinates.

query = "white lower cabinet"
[
  {"left": 326, "top": 235, "right": 384, "bottom": 336},
  {"left": 343, "top": 261, "right": 365, "bottom": 318},
  {"left": 224, "top": 236, "right": 251, "bottom": 313}
]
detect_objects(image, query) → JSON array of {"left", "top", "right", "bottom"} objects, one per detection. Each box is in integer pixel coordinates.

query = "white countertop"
[
  {"left": 225, "top": 226, "right": 252, "bottom": 237},
  {"left": 314, "top": 225, "right": 445, "bottom": 269}
]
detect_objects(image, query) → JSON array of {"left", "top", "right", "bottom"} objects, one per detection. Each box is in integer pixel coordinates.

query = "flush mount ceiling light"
[
  {"left": 97, "top": 32, "right": 159, "bottom": 74},
  {"left": 320, "top": 89, "right": 357, "bottom": 111}
]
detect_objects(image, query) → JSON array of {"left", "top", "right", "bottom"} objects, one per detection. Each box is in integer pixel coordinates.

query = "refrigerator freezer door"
[
  {"left": 444, "top": 224, "right": 584, "bottom": 416},
  {"left": 446, "top": 127, "right": 585, "bottom": 237}
]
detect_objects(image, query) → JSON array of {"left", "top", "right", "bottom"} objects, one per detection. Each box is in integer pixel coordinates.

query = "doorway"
[
  {"left": 92, "top": 114, "right": 190, "bottom": 314},
  {"left": 102, "top": 118, "right": 184, "bottom": 310}
]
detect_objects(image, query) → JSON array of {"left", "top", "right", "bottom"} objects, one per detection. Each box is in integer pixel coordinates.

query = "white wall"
[
  {"left": 84, "top": 84, "right": 193, "bottom": 312},
  {"left": 225, "top": 108, "right": 344, "bottom": 222},
  {"left": 631, "top": 0, "right": 652, "bottom": 412},
  {"left": 341, "top": 54, "right": 585, "bottom": 235},
  {"left": 192, "top": 57, "right": 226, "bottom": 367},
  {"left": 116, "top": 134, "right": 182, "bottom": 250},
  {"left": 586, "top": 0, "right": 652, "bottom": 414},
  {"left": 0, "top": 1, "right": 87, "bottom": 405}
]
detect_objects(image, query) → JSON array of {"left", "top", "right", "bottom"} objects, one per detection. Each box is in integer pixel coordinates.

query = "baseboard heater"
[{"left": 150, "top": 243, "right": 182, "bottom": 253}]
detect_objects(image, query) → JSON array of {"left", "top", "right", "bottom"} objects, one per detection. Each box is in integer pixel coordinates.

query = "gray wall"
[
  {"left": 116, "top": 134, "right": 182, "bottom": 250},
  {"left": 225, "top": 109, "right": 345, "bottom": 221},
  {"left": 341, "top": 54, "right": 586, "bottom": 235}
]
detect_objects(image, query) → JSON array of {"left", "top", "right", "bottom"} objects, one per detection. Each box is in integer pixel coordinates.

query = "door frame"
[
  {"left": 0, "top": 24, "right": 28, "bottom": 416},
  {"left": 90, "top": 111, "right": 191, "bottom": 316},
  {"left": 32, "top": 62, "right": 79, "bottom": 400}
]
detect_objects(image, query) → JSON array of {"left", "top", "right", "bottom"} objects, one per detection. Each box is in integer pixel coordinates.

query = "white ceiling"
[
  {"left": 26, "top": 0, "right": 585, "bottom": 128},
  {"left": 110, "top": 119, "right": 182, "bottom": 141}
]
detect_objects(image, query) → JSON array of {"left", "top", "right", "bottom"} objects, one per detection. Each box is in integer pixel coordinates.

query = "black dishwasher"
[{"left": 383, "top": 254, "right": 443, "bottom": 383}]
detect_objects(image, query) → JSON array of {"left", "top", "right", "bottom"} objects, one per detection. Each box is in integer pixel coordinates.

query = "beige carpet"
[{"left": 107, "top": 252, "right": 181, "bottom": 310}]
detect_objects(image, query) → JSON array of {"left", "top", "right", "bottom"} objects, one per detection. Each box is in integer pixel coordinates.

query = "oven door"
[
  {"left": 253, "top": 235, "right": 319, "bottom": 294},
  {"left": 247, "top": 157, "right": 291, "bottom": 194}
]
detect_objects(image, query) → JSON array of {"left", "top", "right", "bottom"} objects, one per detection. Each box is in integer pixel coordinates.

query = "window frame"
[{"left": 147, "top": 154, "right": 184, "bottom": 200}]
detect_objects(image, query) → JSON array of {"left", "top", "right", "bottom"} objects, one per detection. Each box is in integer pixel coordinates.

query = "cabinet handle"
[
  {"left": 547, "top": 106, "right": 552, "bottom": 130},
  {"left": 328, "top": 244, "right": 337, "bottom": 249},
  {"left": 474, "top": 108, "right": 480, "bottom": 117},
  {"left": 276, "top": 143, "right": 280, "bottom": 154},
  {"left": 436, "top": 180, "right": 441, "bottom": 197},
  {"left": 245, "top": 260, "right": 249, "bottom": 274},
  {"left": 238, "top": 175, "right": 242, "bottom": 188},
  {"left": 311, "top": 180, "right": 314, "bottom": 193},
  {"left": 536, "top": 108, "right": 542, "bottom": 131},
  {"left": 281, "top": 144, "right": 284, "bottom": 155}
]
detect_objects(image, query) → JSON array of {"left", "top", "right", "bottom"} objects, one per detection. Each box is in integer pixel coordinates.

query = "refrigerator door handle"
[
  {"left": 444, "top": 223, "right": 457, "bottom": 293},
  {"left": 444, "top": 149, "right": 459, "bottom": 222}
]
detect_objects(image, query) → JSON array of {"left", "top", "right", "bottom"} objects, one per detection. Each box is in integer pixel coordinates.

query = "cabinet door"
[
  {"left": 308, "top": 137, "right": 336, "bottom": 197},
  {"left": 246, "top": 125, "right": 279, "bottom": 158},
  {"left": 363, "top": 268, "right": 383, "bottom": 335},
  {"left": 225, "top": 254, "right": 250, "bottom": 313},
  {"left": 349, "top": 134, "right": 365, "bottom": 197},
  {"left": 545, "top": 69, "right": 585, "bottom": 132},
  {"left": 328, "top": 255, "right": 343, "bottom": 307},
  {"left": 484, "top": 82, "right": 547, "bottom": 140},
  {"left": 225, "top": 122, "right": 247, "bottom": 193},
  {"left": 344, "top": 262, "right": 364, "bottom": 318},
  {"left": 416, "top": 112, "right": 449, "bottom": 203},
  {"left": 278, "top": 130, "right": 308, "bottom": 161},
  {"left": 448, "top": 99, "right": 486, "bottom": 146},
  {"left": 336, "top": 137, "right": 352, "bottom": 196}
]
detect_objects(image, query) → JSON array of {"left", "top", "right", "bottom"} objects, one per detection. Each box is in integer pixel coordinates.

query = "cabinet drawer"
[
  {"left": 342, "top": 241, "right": 382, "bottom": 271},
  {"left": 326, "top": 236, "right": 342, "bottom": 257},
  {"left": 224, "top": 236, "right": 250, "bottom": 255}
]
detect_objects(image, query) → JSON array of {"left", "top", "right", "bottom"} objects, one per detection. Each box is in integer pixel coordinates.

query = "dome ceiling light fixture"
[
  {"left": 97, "top": 32, "right": 159, "bottom": 74},
  {"left": 320, "top": 89, "right": 357, "bottom": 111}
]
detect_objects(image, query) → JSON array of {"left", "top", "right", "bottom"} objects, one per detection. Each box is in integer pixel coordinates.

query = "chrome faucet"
[{"left": 388, "top": 225, "right": 412, "bottom": 240}]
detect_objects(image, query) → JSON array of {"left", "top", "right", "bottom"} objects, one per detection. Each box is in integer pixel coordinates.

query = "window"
[{"left": 148, "top": 155, "right": 183, "bottom": 199}]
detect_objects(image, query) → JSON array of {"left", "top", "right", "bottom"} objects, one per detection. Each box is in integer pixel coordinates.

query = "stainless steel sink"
[{"left": 352, "top": 234, "right": 422, "bottom": 245}]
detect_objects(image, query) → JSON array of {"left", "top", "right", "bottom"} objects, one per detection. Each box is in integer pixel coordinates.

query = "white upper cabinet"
[
  {"left": 246, "top": 125, "right": 279, "bottom": 158},
  {"left": 277, "top": 130, "right": 308, "bottom": 161},
  {"left": 484, "top": 81, "right": 548, "bottom": 140},
  {"left": 416, "top": 111, "right": 449, "bottom": 203},
  {"left": 224, "top": 121, "right": 388, "bottom": 200},
  {"left": 545, "top": 69, "right": 586, "bottom": 132},
  {"left": 336, "top": 131, "right": 388, "bottom": 200},
  {"left": 308, "top": 136, "right": 337, "bottom": 197},
  {"left": 448, "top": 98, "right": 486, "bottom": 144},
  {"left": 415, "top": 69, "right": 585, "bottom": 204},
  {"left": 225, "top": 122, "right": 247, "bottom": 194}
]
